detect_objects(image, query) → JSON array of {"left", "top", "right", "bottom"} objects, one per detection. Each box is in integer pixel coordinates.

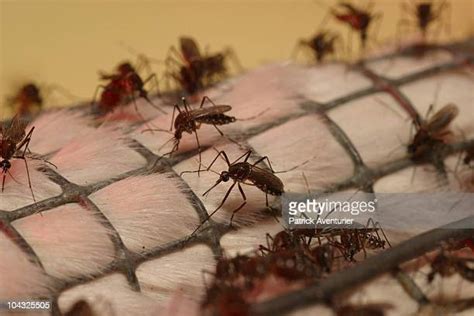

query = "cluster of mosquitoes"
[{"left": 2, "top": 1, "right": 474, "bottom": 315}]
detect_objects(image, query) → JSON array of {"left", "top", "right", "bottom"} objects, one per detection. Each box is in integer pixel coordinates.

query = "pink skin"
[
  {"left": 89, "top": 174, "right": 200, "bottom": 252},
  {"left": 27, "top": 110, "right": 97, "bottom": 155},
  {"left": 1, "top": 57, "right": 473, "bottom": 315},
  {"left": 0, "top": 232, "right": 54, "bottom": 299},
  {"left": 50, "top": 128, "right": 146, "bottom": 185},
  {"left": 13, "top": 203, "right": 116, "bottom": 279}
]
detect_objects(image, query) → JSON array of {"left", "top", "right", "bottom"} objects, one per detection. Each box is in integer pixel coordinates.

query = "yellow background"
[{"left": 1, "top": 0, "right": 473, "bottom": 115}]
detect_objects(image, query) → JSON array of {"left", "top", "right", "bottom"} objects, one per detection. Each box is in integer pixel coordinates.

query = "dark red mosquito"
[
  {"left": 0, "top": 116, "right": 37, "bottom": 201},
  {"left": 398, "top": 0, "right": 450, "bottom": 40},
  {"left": 334, "top": 229, "right": 386, "bottom": 261},
  {"left": 212, "top": 254, "right": 251, "bottom": 284},
  {"left": 331, "top": 2, "right": 382, "bottom": 51},
  {"left": 6, "top": 83, "right": 43, "bottom": 116},
  {"left": 259, "top": 230, "right": 304, "bottom": 255},
  {"left": 91, "top": 61, "right": 166, "bottom": 116},
  {"left": 427, "top": 251, "right": 474, "bottom": 283},
  {"left": 266, "top": 248, "right": 323, "bottom": 281},
  {"left": 202, "top": 283, "right": 249, "bottom": 316},
  {"left": 294, "top": 31, "right": 342, "bottom": 62},
  {"left": 144, "top": 96, "right": 237, "bottom": 168},
  {"left": 263, "top": 229, "right": 338, "bottom": 274},
  {"left": 207, "top": 253, "right": 267, "bottom": 290},
  {"left": 407, "top": 103, "right": 458, "bottom": 161},
  {"left": 98, "top": 60, "right": 137, "bottom": 81},
  {"left": 309, "top": 243, "right": 337, "bottom": 273}
]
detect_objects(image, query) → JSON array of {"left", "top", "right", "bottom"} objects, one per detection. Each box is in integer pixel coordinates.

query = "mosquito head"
[
  {"left": 220, "top": 171, "right": 230, "bottom": 182},
  {"left": 117, "top": 62, "right": 135, "bottom": 76},
  {"left": 23, "top": 83, "right": 42, "bottom": 104},
  {"left": 0, "top": 160, "right": 11, "bottom": 173}
]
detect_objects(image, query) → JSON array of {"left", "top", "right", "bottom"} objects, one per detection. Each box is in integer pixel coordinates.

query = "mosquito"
[
  {"left": 143, "top": 96, "right": 239, "bottom": 170},
  {"left": 6, "top": 83, "right": 43, "bottom": 116},
  {"left": 0, "top": 116, "right": 39, "bottom": 201},
  {"left": 181, "top": 149, "right": 312, "bottom": 235},
  {"left": 331, "top": 1, "right": 382, "bottom": 54},
  {"left": 98, "top": 60, "right": 144, "bottom": 82},
  {"left": 7, "top": 82, "right": 79, "bottom": 117},
  {"left": 163, "top": 36, "right": 242, "bottom": 94},
  {"left": 407, "top": 103, "right": 458, "bottom": 161},
  {"left": 398, "top": 0, "right": 451, "bottom": 42},
  {"left": 91, "top": 62, "right": 166, "bottom": 117},
  {"left": 293, "top": 30, "right": 342, "bottom": 63},
  {"left": 162, "top": 37, "right": 206, "bottom": 95},
  {"left": 320, "top": 218, "right": 391, "bottom": 261}
]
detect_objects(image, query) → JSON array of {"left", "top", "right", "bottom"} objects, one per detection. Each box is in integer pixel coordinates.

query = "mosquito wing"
[
  {"left": 4, "top": 115, "right": 28, "bottom": 143},
  {"left": 189, "top": 105, "right": 232, "bottom": 119},
  {"left": 180, "top": 36, "right": 202, "bottom": 62},
  {"left": 426, "top": 103, "right": 459, "bottom": 133},
  {"left": 249, "top": 166, "right": 285, "bottom": 194}
]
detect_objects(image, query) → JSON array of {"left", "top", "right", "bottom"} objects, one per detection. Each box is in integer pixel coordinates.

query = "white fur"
[
  {"left": 101, "top": 95, "right": 169, "bottom": 124},
  {"left": 366, "top": 49, "right": 453, "bottom": 79},
  {"left": 50, "top": 127, "right": 146, "bottom": 185},
  {"left": 89, "top": 173, "right": 200, "bottom": 252},
  {"left": 248, "top": 114, "right": 355, "bottom": 193},
  {"left": 209, "top": 63, "right": 307, "bottom": 132},
  {"left": 328, "top": 92, "right": 410, "bottom": 167},
  {"left": 28, "top": 110, "right": 96, "bottom": 155},
  {"left": 136, "top": 245, "right": 214, "bottom": 303},
  {"left": 12, "top": 203, "right": 116, "bottom": 280},
  {"left": 0, "top": 233, "right": 55, "bottom": 300},
  {"left": 287, "top": 62, "right": 373, "bottom": 103}
]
